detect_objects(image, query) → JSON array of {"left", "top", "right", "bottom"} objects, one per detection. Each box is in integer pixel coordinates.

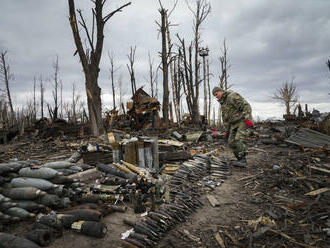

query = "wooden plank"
[
  {"left": 206, "top": 194, "right": 220, "bottom": 207},
  {"left": 214, "top": 232, "right": 226, "bottom": 248},
  {"left": 305, "top": 187, "right": 330, "bottom": 196},
  {"left": 310, "top": 166, "right": 330, "bottom": 176},
  {"left": 158, "top": 139, "right": 184, "bottom": 147}
]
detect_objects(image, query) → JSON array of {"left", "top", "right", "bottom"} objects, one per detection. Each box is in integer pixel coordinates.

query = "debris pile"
[
  {"left": 236, "top": 146, "right": 330, "bottom": 248},
  {"left": 105, "top": 88, "right": 164, "bottom": 131}
]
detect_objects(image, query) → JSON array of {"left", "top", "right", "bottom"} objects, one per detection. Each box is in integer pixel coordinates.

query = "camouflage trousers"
[{"left": 227, "top": 121, "right": 249, "bottom": 159}]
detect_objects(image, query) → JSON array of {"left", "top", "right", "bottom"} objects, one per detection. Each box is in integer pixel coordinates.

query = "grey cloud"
[{"left": 1, "top": 0, "right": 329, "bottom": 119}]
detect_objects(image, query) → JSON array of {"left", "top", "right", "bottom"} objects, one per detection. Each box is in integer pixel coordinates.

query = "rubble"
[{"left": 0, "top": 116, "right": 329, "bottom": 247}]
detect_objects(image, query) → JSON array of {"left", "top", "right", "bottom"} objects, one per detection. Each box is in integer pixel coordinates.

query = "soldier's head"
[{"left": 212, "top": 87, "right": 224, "bottom": 100}]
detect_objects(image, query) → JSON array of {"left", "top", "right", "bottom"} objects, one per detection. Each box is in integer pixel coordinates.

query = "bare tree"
[
  {"left": 33, "top": 76, "right": 37, "bottom": 120},
  {"left": 63, "top": 102, "right": 71, "bottom": 122},
  {"left": 68, "top": 0, "right": 131, "bottom": 136},
  {"left": 118, "top": 73, "right": 124, "bottom": 114},
  {"left": 183, "top": 0, "right": 211, "bottom": 124},
  {"left": 49, "top": 56, "right": 60, "bottom": 120},
  {"left": 217, "top": 39, "right": 231, "bottom": 126},
  {"left": 127, "top": 46, "right": 137, "bottom": 96},
  {"left": 147, "top": 52, "right": 158, "bottom": 97},
  {"left": 71, "top": 83, "right": 80, "bottom": 123},
  {"left": 165, "top": 2, "right": 182, "bottom": 124},
  {"left": 219, "top": 39, "right": 231, "bottom": 90},
  {"left": 199, "top": 47, "right": 209, "bottom": 120},
  {"left": 39, "top": 75, "right": 45, "bottom": 119},
  {"left": 326, "top": 59, "right": 330, "bottom": 95},
  {"left": 62, "top": 83, "right": 83, "bottom": 123},
  {"left": 60, "top": 80, "right": 63, "bottom": 118},
  {"left": 24, "top": 100, "right": 36, "bottom": 127},
  {"left": 173, "top": 54, "right": 182, "bottom": 123},
  {"left": 207, "top": 57, "right": 211, "bottom": 124},
  {"left": 0, "top": 51, "right": 14, "bottom": 119},
  {"left": 273, "top": 78, "right": 298, "bottom": 115},
  {"left": 177, "top": 38, "right": 193, "bottom": 117},
  {"left": 155, "top": 68, "right": 159, "bottom": 98},
  {"left": 108, "top": 52, "right": 120, "bottom": 110},
  {"left": 158, "top": 3, "right": 171, "bottom": 128}
]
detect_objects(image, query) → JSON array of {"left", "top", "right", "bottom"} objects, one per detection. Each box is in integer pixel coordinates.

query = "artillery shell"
[
  {"left": 0, "top": 232, "right": 40, "bottom": 248},
  {"left": 2, "top": 187, "right": 46, "bottom": 200},
  {"left": 11, "top": 177, "right": 58, "bottom": 191}
]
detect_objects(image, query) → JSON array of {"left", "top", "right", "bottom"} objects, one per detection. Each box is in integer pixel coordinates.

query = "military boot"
[{"left": 232, "top": 157, "right": 247, "bottom": 168}]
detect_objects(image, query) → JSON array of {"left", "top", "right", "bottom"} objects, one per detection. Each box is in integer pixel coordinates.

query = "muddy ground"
[{"left": 1, "top": 135, "right": 329, "bottom": 248}]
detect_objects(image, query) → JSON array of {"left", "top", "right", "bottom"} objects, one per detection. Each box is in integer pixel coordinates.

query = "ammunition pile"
[
  {"left": 0, "top": 151, "right": 93, "bottom": 225},
  {"left": 122, "top": 154, "right": 229, "bottom": 247},
  {"left": 1, "top": 138, "right": 231, "bottom": 248},
  {"left": 198, "top": 155, "right": 230, "bottom": 189}
]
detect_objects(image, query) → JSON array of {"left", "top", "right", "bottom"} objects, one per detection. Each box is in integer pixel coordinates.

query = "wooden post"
[
  {"left": 169, "top": 102, "right": 174, "bottom": 124},
  {"left": 213, "top": 107, "right": 215, "bottom": 127},
  {"left": 151, "top": 137, "right": 159, "bottom": 172},
  {"left": 124, "top": 141, "right": 138, "bottom": 165},
  {"left": 112, "top": 142, "right": 121, "bottom": 163},
  {"left": 138, "top": 141, "right": 145, "bottom": 168},
  {"left": 144, "top": 142, "right": 153, "bottom": 169}
]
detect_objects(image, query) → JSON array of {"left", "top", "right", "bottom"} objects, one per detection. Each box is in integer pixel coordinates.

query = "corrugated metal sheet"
[{"left": 285, "top": 128, "right": 330, "bottom": 149}]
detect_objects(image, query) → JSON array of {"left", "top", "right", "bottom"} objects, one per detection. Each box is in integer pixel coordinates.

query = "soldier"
[{"left": 212, "top": 87, "right": 253, "bottom": 167}]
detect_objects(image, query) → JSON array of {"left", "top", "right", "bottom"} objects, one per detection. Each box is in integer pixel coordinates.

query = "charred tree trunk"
[
  {"left": 207, "top": 58, "right": 211, "bottom": 125},
  {"left": 173, "top": 55, "right": 182, "bottom": 123},
  {"left": 109, "top": 52, "right": 119, "bottom": 110},
  {"left": 68, "top": 0, "right": 131, "bottom": 136},
  {"left": 40, "top": 76, "right": 44, "bottom": 119},
  {"left": 85, "top": 69, "right": 103, "bottom": 133},
  {"left": 33, "top": 76, "right": 37, "bottom": 120},
  {"left": 110, "top": 59, "right": 116, "bottom": 110},
  {"left": 203, "top": 55, "right": 207, "bottom": 119},
  {"left": 0, "top": 51, "right": 14, "bottom": 119},
  {"left": 60, "top": 80, "right": 63, "bottom": 118},
  {"left": 51, "top": 56, "right": 60, "bottom": 120},
  {"left": 165, "top": 13, "right": 179, "bottom": 124},
  {"left": 159, "top": 7, "right": 169, "bottom": 128},
  {"left": 177, "top": 39, "right": 193, "bottom": 116},
  {"left": 118, "top": 74, "right": 124, "bottom": 114}
]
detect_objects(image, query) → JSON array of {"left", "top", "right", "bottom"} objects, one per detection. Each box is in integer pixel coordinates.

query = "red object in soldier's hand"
[
  {"left": 245, "top": 120, "right": 253, "bottom": 128},
  {"left": 224, "top": 132, "right": 228, "bottom": 137}
]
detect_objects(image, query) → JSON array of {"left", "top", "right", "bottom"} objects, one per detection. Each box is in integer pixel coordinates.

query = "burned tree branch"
[{"left": 103, "top": 2, "right": 132, "bottom": 23}]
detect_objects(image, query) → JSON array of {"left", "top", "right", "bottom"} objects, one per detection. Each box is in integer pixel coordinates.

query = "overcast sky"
[{"left": 0, "top": 0, "right": 329, "bottom": 120}]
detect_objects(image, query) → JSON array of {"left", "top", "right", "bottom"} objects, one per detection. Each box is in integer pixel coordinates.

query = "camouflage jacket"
[{"left": 218, "top": 90, "right": 252, "bottom": 129}]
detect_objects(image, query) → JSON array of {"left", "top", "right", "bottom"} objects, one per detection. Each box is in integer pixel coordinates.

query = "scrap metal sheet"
[{"left": 285, "top": 128, "right": 330, "bottom": 149}]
